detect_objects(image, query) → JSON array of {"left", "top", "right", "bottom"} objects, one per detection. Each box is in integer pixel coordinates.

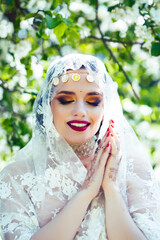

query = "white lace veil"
[
  {"left": 12, "top": 53, "right": 125, "bottom": 196},
  {"left": 15, "top": 53, "right": 124, "bottom": 174},
  {"left": 1, "top": 53, "right": 160, "bottom": 240}
]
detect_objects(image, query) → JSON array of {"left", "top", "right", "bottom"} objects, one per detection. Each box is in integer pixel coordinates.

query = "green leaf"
[
  {"left": 46, "top": 15, "right": 62, "bottom": 29},
  {"left": 25, "top": 13, "right": 37, "bottom": 20},
  {"left": 151, "top": 42, "right": 160, "bottom": 56},
  {"left": 66, "top": 28, "right": 80, "bottom": 44},
  {"left": 123, "top": 0, "right": 136, "bottom": 7},
  {"left": 156, "top": 34, "right": 160, "bottom": 40},
  {"left": 50, "top": 0, "right": 59, "bottom": 10},
  {"left": 63, "top": 19, "right": 73, "bottom": 27},
  {"left": 42, "top": 33, "right": 50, "bottom": 40},
  {"left": 54, "top": 22, "right": 67, "bottom": 44}
]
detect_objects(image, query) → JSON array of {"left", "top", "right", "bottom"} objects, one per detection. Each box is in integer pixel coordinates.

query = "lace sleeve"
[
  {"left": 126, "top": 153, "right": 160, "bottom": 240},
  {"left": 0, "top": 164, "right": 40, "bottom": 240}
]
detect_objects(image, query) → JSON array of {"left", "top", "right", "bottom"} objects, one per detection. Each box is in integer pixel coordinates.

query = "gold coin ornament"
[
  {"left": 52, "top": 77, "right": 59, "bottom": 86},
  {"left": 61, "top": 75, "right": 69, "bottom": 83},
  {"left": 72, "top": 73, "right": 80, "bottom": 81},
  {"left": 86, "top": 75, "right": 94, "bottom": 82}
]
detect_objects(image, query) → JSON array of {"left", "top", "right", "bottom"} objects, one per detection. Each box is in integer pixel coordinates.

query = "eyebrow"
[
  {"left": 57, "top": 91, "right": 103, "bottom": 96},
  {"left": 87, "top": 92, "right": 103, "bottom": 96},
  {"left": 57, "top": 91, "right": 75, "bottom": 95}
]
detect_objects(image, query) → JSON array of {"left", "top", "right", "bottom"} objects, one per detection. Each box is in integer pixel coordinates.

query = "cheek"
[
  {"left": 91, "top": 107, "right": 104, "bottom": 124},
  {"left": 51, "top": 102, "right": 70, "bottom": 125},
  {"left": 51, "top": 101, "right": 61, "bottom": 124}
]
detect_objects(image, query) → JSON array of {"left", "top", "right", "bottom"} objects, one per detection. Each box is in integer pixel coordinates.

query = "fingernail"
[
  {"left": 107, "top": 132, "right": 110, "bottom": 137},
  {"left": 111, "top": 120, "right": 114, "bottom": 123},
  {"left": 111, "top": 134, "right": 113, "bottom": 137},
  {"left": 107, "top": 127, "right": 109, "bottom": 131},
  {"left": 111, "top": 125, "right": 114, "bottom": 128},
  {"left": 106, "top": 143, "right": 110, "bottom": 147}
]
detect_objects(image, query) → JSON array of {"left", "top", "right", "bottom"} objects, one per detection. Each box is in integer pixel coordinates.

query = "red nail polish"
[
  {"left": 111, "top": 120, "right": 114, "bottom": 123},
  {"left": 111, "top": 125, "right": 114, "bottom": 128},
  {"left": 107, "top": 132, "right": 110, "bottom": 137},
  {"left": 111, "top": 134, "right": 113, "bottom": 137},
  {"left": 107, "top": 127, "right": 109, "bottom": 131},
  {"left": 106, "top": 143, "right": 109, "bottom": 147}
]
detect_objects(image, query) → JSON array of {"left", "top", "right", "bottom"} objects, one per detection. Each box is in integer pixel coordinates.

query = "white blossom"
[
  {"left": 10, "top": 40, "right": 32, "bottom": 60},
  {"left": 31, "top": 56, "right": 44, "bottom": 79},
  {"left": 143, "top": 34, "right": 154, "bottom": 50},
  {"left": 150, "top": 7, "right": 160, "bottom": 25},
  {"left": 69, "top": 2, "right": 95, "bottom": 20},
  {"left": 0, "top": 19, "right": 13, "bottom": 38},
  {"left": 25, "top": 0, "right": 51, "bottom": 12},
  {"left": 0, "top": 87, "right": 3, "bottom": 100},
  {"left": 134, "top": 25, "right": 148, "bottom": 38}
]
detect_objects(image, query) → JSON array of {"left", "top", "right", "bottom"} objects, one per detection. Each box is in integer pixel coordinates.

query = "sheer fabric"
[{"left": 1, "top": 54, "right": 160, "bottom": 240}]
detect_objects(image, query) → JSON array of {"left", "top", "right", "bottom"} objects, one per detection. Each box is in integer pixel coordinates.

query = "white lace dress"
[{"left": 1, "top": 151, "right": 160, "bottom": 240}]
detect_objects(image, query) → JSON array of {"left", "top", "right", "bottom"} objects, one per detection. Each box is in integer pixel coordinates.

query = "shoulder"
[
  {"left": 0, "top": 159, "right": 34, "bottom": 201},
  {"left": 0, "top": 159, "right": 34, "bottom": 186}
]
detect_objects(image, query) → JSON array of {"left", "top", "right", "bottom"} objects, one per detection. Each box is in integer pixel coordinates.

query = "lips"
[{"left": 67, "top": 120, "right": 90, "bottom": 132}]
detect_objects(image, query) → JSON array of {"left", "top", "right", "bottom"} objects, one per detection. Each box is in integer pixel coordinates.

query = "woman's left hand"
[{"left": 102, "top": 120, "right": 122, "bottom": 191}]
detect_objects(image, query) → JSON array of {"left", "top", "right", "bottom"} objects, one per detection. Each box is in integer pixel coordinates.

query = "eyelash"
[
  {"left": 58, "top": 97, "right": 74, "bottom": 105},
  {"left": 87, "top": 99, "right": 101, "bottom": 106},
  {"left": 57, "top": 97, "right": 101, "bottom": 106}
]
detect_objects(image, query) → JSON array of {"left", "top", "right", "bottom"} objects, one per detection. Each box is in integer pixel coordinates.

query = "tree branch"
[
  {"left": 95, "top": 0, "right": 139, "bottom": 99},
  {"left": 88, "top": 35, "right": 145, "bottom": 47}
]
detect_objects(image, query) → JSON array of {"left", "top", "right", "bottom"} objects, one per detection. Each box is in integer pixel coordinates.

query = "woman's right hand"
[{"left": 80, "top": 130, "right": 111, "bottom": 200}]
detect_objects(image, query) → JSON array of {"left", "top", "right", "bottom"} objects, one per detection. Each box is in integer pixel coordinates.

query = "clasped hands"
[{"left": 81, "top": 119, "right": 122, "bottom": 199}]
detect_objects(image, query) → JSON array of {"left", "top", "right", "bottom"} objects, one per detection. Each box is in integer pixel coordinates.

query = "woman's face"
[{"left": 51, "top": 69, "right": 104, "bottom": 144}]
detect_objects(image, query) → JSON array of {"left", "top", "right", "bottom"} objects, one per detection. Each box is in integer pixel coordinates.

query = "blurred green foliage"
[{"left": 0, "top": 0, "right": 160, "bottom": 168}]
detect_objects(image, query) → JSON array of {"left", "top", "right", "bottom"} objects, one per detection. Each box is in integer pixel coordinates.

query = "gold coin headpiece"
[
  {"left": 52, "top": 72, "right": 94, "bottom": 86},
  {"left": 72, "top": 73, "right": 80, "bottom": 81}
]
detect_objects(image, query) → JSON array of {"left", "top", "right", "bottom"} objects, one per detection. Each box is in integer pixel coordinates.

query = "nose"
[{"left": 72, "top": 100, "right": 87, "bottom": 118}]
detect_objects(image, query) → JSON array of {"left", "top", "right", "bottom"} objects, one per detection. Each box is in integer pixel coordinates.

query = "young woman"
[{"left": 1, "top": 54, "right": 160, "bottom": 240}]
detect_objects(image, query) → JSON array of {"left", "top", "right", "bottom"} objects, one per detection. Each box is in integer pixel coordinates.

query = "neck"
[{"left": 69, "top": 137, "right": 97, "bottom": 161}]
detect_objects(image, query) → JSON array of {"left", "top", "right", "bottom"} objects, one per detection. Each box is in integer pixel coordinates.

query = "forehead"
[{"left": 54, "top": 69, "right": 102, "bottom": 94}]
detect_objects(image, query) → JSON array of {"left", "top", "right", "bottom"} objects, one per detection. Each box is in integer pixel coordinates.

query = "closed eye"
[
  {"left": 86, "top": 99, "right": 101, "bottom": 106},
  {"left": 57, "top": 97, "right": 74, "bottom": 105}
]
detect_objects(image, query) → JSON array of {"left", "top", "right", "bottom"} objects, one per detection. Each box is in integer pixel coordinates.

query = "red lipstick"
[{"left": 67, "top": 120, "right": 90, "bottom": 132}]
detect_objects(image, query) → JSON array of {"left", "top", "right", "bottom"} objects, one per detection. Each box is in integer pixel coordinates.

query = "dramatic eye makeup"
[
  {"left": 55, "top": 91, "right": 75, "bottom": 105},
  {"left": 57, "top": 95, "right": 75, "bottom": 105},
  {"left": 55, "top": 91, "right": 103, "bottom": 106},
  {"left": 86, "top": 92, "right": 103, "bottom": 106},
  {"left": 86, "top": 96, "right": 102, "bottom": 106}
]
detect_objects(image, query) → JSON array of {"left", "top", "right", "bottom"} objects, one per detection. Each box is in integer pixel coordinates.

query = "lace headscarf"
[{"left": 1, "top": 53, "right": 160, "bottom": 240}]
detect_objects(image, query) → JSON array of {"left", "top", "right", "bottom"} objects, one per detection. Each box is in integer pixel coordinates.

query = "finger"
[
  {"left": 92, "top": 140, "right": 111, "bottom": 175},
  {"left": 93, "top": 144, "right": 105, "bottom": 168},
  {"left": 108, "top": 121, "right": 121, "bottom": 152},
  {"left": 98, "top": 143, "right": 111, "bottom": 169},
  {"left": 107, "top": 136, "right": 122, "bottom": 168},
  {"left": 95, "top": 128, "right": 110, "bottom": 156},
  {"left": 111, "top": 131, "right": 121, "bottom": 156},
  {"left": 97, "top": 125, "right": 110, "bottom": 147},
  {"left": 109, "top": 123, "right": 119, "bottom": 141},
  {"left": 109, "top": 134, "right": 117, "bottom": 156}
]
